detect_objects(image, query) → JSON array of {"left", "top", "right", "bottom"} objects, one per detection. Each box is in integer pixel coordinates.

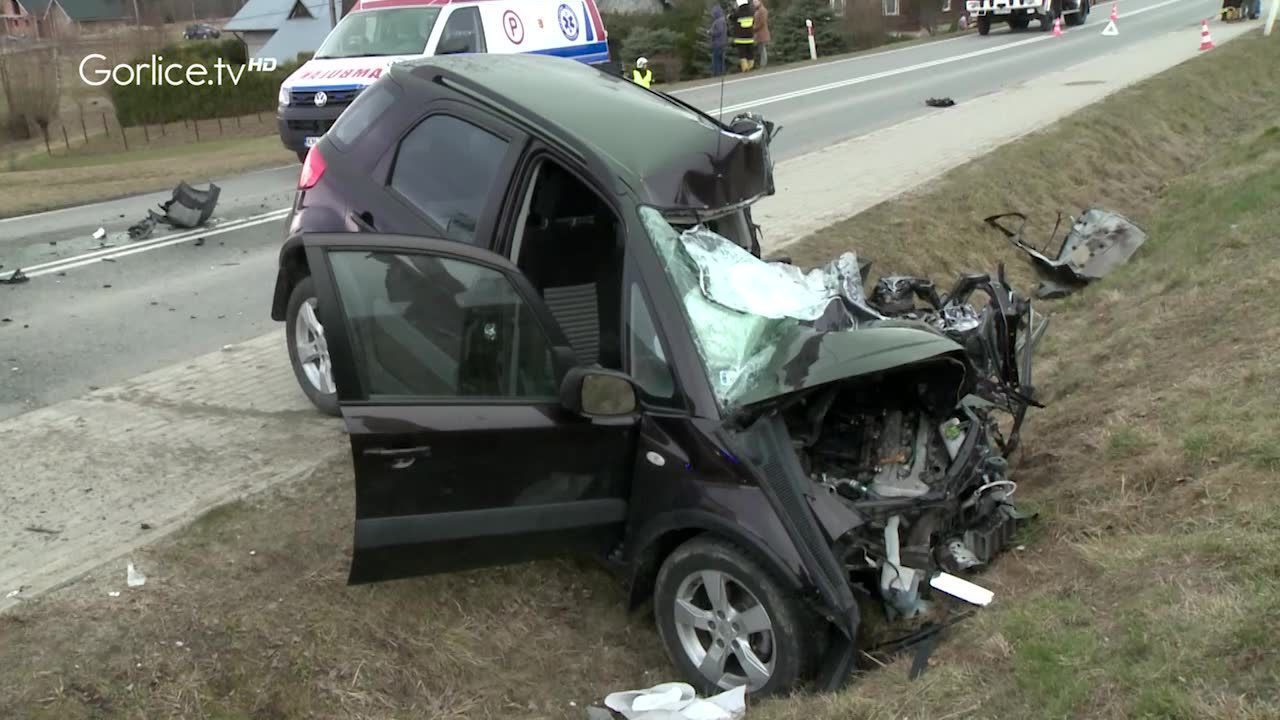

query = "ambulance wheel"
[
  {"left": 978, "top": 15, "right": 992, "bottom": 34},
  {"left": 1009, "top": 15, "right": 1031, "bottom": 29}
]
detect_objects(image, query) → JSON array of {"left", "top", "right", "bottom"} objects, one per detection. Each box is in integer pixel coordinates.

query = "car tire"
[
  {"left": 654, "top": 537, "right": 818, "bottom": 698},
  {"left": 1009, "top": 15, "right": 1031, "bottom": 29},
  {"left": 977, "top": 15, "right": 992, "bottom": 34},
  {"left": 296, "top": 150, "right": 308, "bottom": 163},
  {"left": 285, "top": 275, "right": 341, "bottom": 417},
  {"left": 1066, "top": 0, "right": 1088, "bottom": 24}
]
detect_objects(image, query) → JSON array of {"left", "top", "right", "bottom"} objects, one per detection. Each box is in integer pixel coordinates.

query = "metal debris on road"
[
  {"left": 1, "top": 268, "right": 29, "bottom": 284},
  {"left": 986, "top": 208, "right": 1147, "bottom": 298},
  {"left": 926, "top": 97, "right": 956, "bottom": 107},
  {"left": 160, "top": 181, "right": 221, "bottom": 228},
  {"left": 24, "top": 525, "right": 60, "bottom": 535},
  {"left": 128, "top": 213, "right": 160, "bottom": 240},
  {"left": 92, "top": 227, "right": 106, "bottom": 240},
  {"left": 126, "top": 562, "right": 147, "bottom": 587},
  {"left": 108, "top": 591, "right": 121, "bottom": 597},
  {"left": 125, "top": 181, "right": 222, "bottom": 242}
]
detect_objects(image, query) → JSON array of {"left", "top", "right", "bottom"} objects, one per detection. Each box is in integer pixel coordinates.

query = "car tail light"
[{"left": 298, "top": 146, "right": 326, "bottom": 189}]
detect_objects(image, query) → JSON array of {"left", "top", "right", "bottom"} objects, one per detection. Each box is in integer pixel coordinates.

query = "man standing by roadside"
[
  {"left": 709, "top": 3, "right": 728, "bottom": 77},
  {"left": 632, "top": 57, "right": 653, "bottom": 88},
  {"left": 732, "top": 0, "right": 755, "bottom": 72},
  {"left": 753, "top": 0, "right": 770, "bottom": 69}
]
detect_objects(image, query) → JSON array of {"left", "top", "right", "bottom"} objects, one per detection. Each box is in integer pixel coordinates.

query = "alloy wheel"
[
  {"left": 294, "top": 298, "right": 335, "bottom": 395},
  {"left": 672, "top": 569, "right": 776, "bottom": 691}
]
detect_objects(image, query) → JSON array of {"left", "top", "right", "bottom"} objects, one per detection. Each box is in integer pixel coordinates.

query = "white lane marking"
[
  {"left": 713, "top": 0, "right": 1199, "bottom": 115},
  {"left": 0, "top": 164, "right": 297, "bottom": 225},
  {"left": 17, "top": 207, "right": 291, "bottom": 273},
  {"left": 670, "top": 0, "right": 1174, "bottom": 98},
  {"left": 668, "top": 33, "right": 973, "bottom": 96},
  {"left": 717, "top": 35, "right": 1051, "bottom": 115},
  {"left": 22, "top": 209, "right": 290, "bottom": 279}
]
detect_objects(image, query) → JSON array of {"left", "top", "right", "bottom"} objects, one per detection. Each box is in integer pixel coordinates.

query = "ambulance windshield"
[{"left": 315, "top": 7, "right": 443, "bottom": 58}]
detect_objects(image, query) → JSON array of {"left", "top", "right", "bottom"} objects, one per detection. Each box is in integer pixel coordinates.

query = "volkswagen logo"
[{"left": 313, "top": 91, "right": 328, "bottom": 107}]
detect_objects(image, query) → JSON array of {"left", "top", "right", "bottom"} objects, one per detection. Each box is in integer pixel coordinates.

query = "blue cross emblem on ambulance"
[{"left": 557, "top": 3, "right": 579, "bottom": 40}]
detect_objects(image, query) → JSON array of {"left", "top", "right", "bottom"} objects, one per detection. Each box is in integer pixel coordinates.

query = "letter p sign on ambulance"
[{"left": 503, "top": 10, "right": 525, "bottom": 44}]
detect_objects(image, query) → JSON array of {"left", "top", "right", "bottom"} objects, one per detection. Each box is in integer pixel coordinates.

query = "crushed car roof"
[{"left": 392, "top": 54, "right": 774, "bottom": 211}]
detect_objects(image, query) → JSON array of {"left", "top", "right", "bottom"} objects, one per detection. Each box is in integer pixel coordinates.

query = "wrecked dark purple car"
[{"left": 269, "top": 54, "right": 1047, "bottom": 696}]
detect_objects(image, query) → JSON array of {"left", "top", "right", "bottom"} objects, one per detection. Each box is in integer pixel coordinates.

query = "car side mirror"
[{"left": 559, "top": 367, "right": 638, "bottom": 417}]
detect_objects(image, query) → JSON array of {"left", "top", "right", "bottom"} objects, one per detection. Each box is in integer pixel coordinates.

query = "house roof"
[
  {"left": 225, "top": 0, "right": 327, "bottom": 31},
  {"left": 255, "top": 15, "right": 332, "bottom": 62},
  {"left": 392, "top": 54, "right": 773, "bottom": 211},
  {"left": 57, "top": 0, "right": 130, "bottom": 21}
]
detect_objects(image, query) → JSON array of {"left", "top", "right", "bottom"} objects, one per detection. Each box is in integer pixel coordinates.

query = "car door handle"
[
  {"left": 363, "top": 445, "right": 431, "bottom": 469},
  {"left": 364, "top": 446, "right": 431, "bottom": 457}
]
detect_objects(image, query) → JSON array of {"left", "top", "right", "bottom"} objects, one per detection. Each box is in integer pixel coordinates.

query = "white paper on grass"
[
  {"left": 126, "top": 562, "right": 147, "bottom": 588},
  {"left": 604, "top": 682, "right": 746, "bottom": 720},
  {"left": 929, "top": 572, "right": 994, "bottom": 606}
]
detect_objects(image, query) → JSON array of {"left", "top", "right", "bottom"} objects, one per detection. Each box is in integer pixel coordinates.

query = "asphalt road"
[{"left": 0, "top": 0, "right": 1229, "bottom": 419}]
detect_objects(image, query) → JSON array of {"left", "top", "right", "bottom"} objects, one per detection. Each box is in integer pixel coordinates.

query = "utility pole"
[
  {"left": 1266, "top": 0, "right": 1278, "bottom": 36},
  {"left": 132, "top": 0, "right": 141, "bottom": 26},
  {"left": 328, "top": 0, "right": 337, "bottom": 27}
]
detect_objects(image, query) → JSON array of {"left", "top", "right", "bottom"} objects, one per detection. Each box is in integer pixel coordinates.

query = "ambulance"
[{"left": 276, "top": 0, "right": 612, "bottom": 159}]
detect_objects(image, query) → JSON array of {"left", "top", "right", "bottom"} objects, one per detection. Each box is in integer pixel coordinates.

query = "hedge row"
[{"left": 109, "top": 39, "right": 301, "bottom": 127}]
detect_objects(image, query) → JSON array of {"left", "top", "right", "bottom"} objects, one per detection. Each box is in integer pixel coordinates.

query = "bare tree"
[{"left": 0, "top": 46, "right": 59, "bottom": 141}]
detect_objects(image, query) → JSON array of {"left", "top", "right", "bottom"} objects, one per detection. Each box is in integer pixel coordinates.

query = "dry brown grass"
[
  {"left": 0, "top": 128, "right": 293, "bottom": 218},
  {"left": 1, "top": 32, "right": 1279, "bottom": 720}
]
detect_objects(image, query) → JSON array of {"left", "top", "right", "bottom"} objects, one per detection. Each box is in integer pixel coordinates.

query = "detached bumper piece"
[
  {"left": 986, "top": 208, "right": 1147, "bottom": 299},
  {"left": 126, "top": 182, "right": 221, "bottom": 241}
]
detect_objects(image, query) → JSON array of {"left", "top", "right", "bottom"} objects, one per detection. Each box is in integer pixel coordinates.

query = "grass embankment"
[
  {"left": 1, "top": 33, "right": 1279, "bottom": 720},
  {"left": 0, "top": 116, "right": 292, "bottom": 218}
]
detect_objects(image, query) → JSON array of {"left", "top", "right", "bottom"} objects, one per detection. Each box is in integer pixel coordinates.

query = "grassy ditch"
[
  {"left": 1, "top": 33, "right": 1279, "bottom": 720},
  {"left": 0, "top": 132, "right": 293, "bottom": 219}
]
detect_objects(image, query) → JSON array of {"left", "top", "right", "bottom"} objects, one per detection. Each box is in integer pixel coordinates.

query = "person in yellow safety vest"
[
  {"left": 732, "top": 0, "right": 755, "bottom": 72},
  {"left": 632, "top": 57, "right": 653, "bottom": 89}
]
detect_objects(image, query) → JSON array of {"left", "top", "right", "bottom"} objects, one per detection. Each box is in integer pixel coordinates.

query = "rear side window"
[
  {"left": 330, "top": 83, "right": 396, "bottom": 148},
  {"left": 437, "top": 7, "right": 487, "bottom": 53},
  {"left": 390, "top": 115, "right": 508, "bottom": 245}
]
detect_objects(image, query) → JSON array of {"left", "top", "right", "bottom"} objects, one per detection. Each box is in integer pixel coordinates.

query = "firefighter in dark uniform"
[{"left": 732, "top": 0, "right": 755, "bottom": 72}]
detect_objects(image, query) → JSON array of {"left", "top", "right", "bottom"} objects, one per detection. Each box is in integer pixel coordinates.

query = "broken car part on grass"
[
  {"left": 127, "top": 181, "right": 221, "bottom": 241},
  {"left": 278, "top": 55, "right": 1050, "bottom": 699},
  {"left": 987, "top": 208, "right": 1147, "bottom": 298}
]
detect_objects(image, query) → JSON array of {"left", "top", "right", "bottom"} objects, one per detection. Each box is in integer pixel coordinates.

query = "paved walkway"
[{"left": 0, "top": 22, "right": 1253, "bottom": 612}]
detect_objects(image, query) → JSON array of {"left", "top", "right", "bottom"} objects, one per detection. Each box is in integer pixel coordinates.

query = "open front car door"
[{"left": 302, "top": 232, "right": 637, "bottom": 583}]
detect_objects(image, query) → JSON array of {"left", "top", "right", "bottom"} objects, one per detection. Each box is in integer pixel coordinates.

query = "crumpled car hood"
[{"left": 732, "top": 321, "right": 965, "bottom": 408}]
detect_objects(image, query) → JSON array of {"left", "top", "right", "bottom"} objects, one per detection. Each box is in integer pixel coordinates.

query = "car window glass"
[
  {"left": 391, "top": 116, "right": 507, "bottom": 245},
  {"left": 329, "top": 83, "right": 396, "bottom": 148},
  {"left": 437, "top": 6, "right": 487, "bottom": 53},
  {"left": 628, "top": 282, "right": 675, "bottom": 401},
  {"left": 314, "top": 7, "right": 442, "bottom": 58},
  {"left": 328, "top": 250, "right": 558, "bottom": 400}
]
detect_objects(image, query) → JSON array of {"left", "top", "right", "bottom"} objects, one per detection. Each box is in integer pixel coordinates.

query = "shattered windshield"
[{"left": 639, "top": 207, "right": 884, "bottom": 408}]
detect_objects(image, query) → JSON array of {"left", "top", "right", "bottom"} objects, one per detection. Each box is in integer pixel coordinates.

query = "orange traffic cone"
[
  {"left": 1198, "top": 19, "right": 1214, "bottom": 50},
  {"left": 1052, "top": 16, "right": 1064, "bottom": 36},
  {"left": 1110, "top": 1, "right": 1118, "bottom": 21}
]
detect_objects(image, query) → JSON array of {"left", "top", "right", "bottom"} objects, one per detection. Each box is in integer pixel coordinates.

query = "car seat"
[{"left": 517, "top": 166, "right": 622, "bottom": 370}]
